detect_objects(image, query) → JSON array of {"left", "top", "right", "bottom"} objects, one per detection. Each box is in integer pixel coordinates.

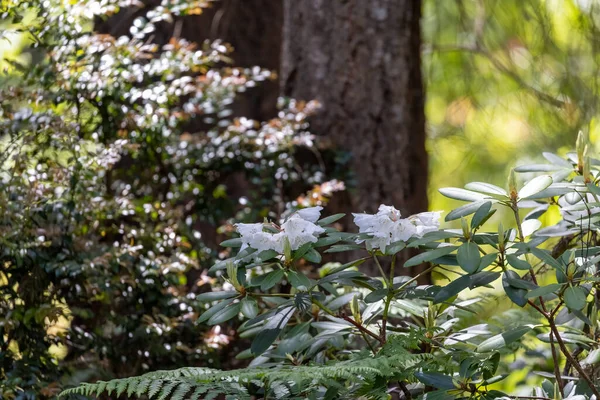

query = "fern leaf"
[
  {"left": 134, "top": 379, "right": 151, "bottom": 397},
  {"left": 156, "top": 381, "right": 178, "bottom": 400},
  {"left": 148, "top": 380, "right": 164, "bottom": 398}
]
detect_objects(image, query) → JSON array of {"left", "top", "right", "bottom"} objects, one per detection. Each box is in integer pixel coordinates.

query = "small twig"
[
  {"left": 548, "top": 330, "right": 565, "bottom": 396},
  {"left": 548, "top": 316, "right": 600, "bottom": 398},
  {"left": 398, "top": 381, "right": 412, "bottom": 400}
]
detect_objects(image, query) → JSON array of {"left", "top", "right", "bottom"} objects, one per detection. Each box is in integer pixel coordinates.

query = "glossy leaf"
[
  {"left": 477, "top": 325, "right": 533, "bottom": 352},
  {"left": 457, "top": 242, "right": 481, "bottom": 274}
]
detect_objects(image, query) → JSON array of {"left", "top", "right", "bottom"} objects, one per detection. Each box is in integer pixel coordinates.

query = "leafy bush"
[
  {"left": 0, "top": 0, "right": 335, "bottom": 398},
  {"left": 64, "top": 133, "right": 600, "bottom": 399}
]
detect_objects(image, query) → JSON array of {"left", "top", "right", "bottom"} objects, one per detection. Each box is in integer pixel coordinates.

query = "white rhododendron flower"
[
  {"left": 353, "top": 205, "right": 441, "bottom": 252},
  {"left": 409, "top": 211, "right": 442, "bottom": 237},
  {"left": 235, "top": 206, "right": 325, "bottom": 254}
]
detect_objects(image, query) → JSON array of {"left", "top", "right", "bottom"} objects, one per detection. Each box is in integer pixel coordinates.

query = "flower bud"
[
  {"left": 507, "top": 168, "right": 518, "bottom": 200},
  {"left": 577, "top": 131, "right": 586, "bottom": 172}
]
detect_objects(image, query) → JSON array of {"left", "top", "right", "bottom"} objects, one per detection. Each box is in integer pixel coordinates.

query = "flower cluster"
[
  {"left": 353, "top": 205, "right": 441, "bottom": 252},
  {"left": 236, "top": 207, "right": 325, "bottom": 253}
]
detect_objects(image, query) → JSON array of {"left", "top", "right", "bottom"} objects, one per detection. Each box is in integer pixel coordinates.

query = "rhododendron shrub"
[{"left": 66, "top": 133, "right": 600, "bottom": 399}]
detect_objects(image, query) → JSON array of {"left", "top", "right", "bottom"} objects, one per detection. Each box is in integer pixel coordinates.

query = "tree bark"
[{"left": 281, "top": 0, "right": 429, "bottom": 281}]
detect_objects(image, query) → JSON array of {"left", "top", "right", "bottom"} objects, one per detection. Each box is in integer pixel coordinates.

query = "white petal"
[{"left": 294, "top": 206, "right": 323, "bottom": 223}]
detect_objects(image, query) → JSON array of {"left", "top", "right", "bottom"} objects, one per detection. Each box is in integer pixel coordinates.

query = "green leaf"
[
  {"left": 439, "top": 187, "right": 488, "bottom": 202},
  {"left": 287, "top": 271, "right": 312, "bottom": 290},
  {"left": 542, "top": 152, "right": 573, "bottom": 168},
  {"left": 251, "top": 328, "right": 280, "bottom": 355},
  {"left": 364, "top": 288, "right": 388, "bottom": 303},
  {"left": 514, "top": 164, "right": 561, "bottom": 172},
  {"left": 518, "top": 175, "right": 553, "bottom": 199},
  {"left": 414, "top": 372, "right": 455, "bottom": 390},
  {"left": 469, "top": 271, "right": 501, "bottom": 289},
  {"left": 254, "top": 249, "right": 279, "bottom": 263},
  {"left": 530, "top": 247, "right": 564, "bottom": 270},
  {"left": 404, "top": 246, "right": 457, "bottom": 267},
  {"left": 587, "top": 183, "right": 600, "bottom": 196},
  {"left": 433, "top": 275, "right": 471, "bottom": 304},
  {"left": 198, "top": 299, "right": 234, "bottom": 324},
  {"left": 477, "top": 325, "right": 533, "bottom": 352},
  {"left": 446, "top": 201, "right": 488, "bottom": 221},
  {"left": 464, "top": 182, "right": 507, "bottom": 196},
  {"left": 506, "top": 254, "right": 531, "bottom": 270},
  {"left": 478, "top": 252, "right": 498, "bottom": 271},
  {"left": 313, "top": 236, "right": 342, "bottom": 247},
  {"left": 196, "top": 291, "right": 238, "bottom": 303},
  {"left": 505, "top": 276, "right": 537, "bottom": 290},
  {"left": 471, "top": 201, "right": 494, "bottom": 230},
  {"left": 324, "top": 244, "right": 362, "bottom": 253},
  {"left": 526, "top": 283, "right": 563, "bottom": 299},
  {"left": 564, "top": 286, "right": 587, "bottom": 310},
  {"left": 317, "top": 213, "right": 345, "bottom": 226},
  {"left": 220, "top": 238, "right": 243, "bottom": 247},
  {"left": 260, "top": 269, "right": 285, "bottom": 291},
  {"left": 302, "top": 248, "right": 322, "bottom": 263},
  {"left": 385, "top": 240, "right": 406, "bottom": 256},
  {"left": 502, "top": 271, "right": 528, "bottom": 307},
  {"left": 583, "top": 349, "right": 600, "bottom": 366},
  {"left": 457, "top": 242, "right": 481, "bottom": 274},
  {"left": 241, "top": 298, "right": 258, "bottom": 319},
  {"left": 207, "top": 302, "right": 241, "bottom": 325}
]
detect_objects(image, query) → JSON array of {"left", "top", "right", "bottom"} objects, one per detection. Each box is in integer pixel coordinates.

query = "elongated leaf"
[
  {"left": 542, "top": 152, "right": 573, "bottom": 168},
  {"left": 457, "top": 242, "right": 481, "bottom": 274},
  {"left": 530, "top": 247, "right": 564, "bottom": 270},
  {"left": 526, "top": 283, "right": 563, "bottom": 299},
  {"left": 313, "top": 236, "right": 342, "bottom": 247},
  {"left": 446, "top": 201, "right": 488, "bottom": 221},
  {"left": 469, "top": 271, "right": 501, "bottom": 289},
  {"left": 414, "top": 372, "right": 455, "bottom": 390},
  {"left": 521, "top": 219, "right": 542, "bottom": 237},
  {"left": 324, "top": 244, "right": 362, "bottom": 253},
  {"left": 364, "top": 288, "right": 388, "bottom": 303},
  {"left": 519, "top": 175, "right": 553, "bottom": 199},
  {"left": 478, "top": 252, "right": 498, "bottom": 271},
  {"left": 525, "top": 183, "right": 580, "bottom": 199},
  {"left": 260, "top": 269, "right": 285, "bottom": 291},
  {"left": 514, "top": 164, "right": 561, "bottom": 172},
  {"left": 404, "top": 246, "right": 457, "bottom": 267},
  {"left": 220, "top": 238, "right": 243, "bottom": 247},
  {"left": 196, "top": 291, "right": 238, "bottom": 303},
  {"left": 198, "top": 299, "right": 234, "bottom": 324},
  {"left": 506, "top": 254, "right": 531, "bottom": 271},
  {"left": 564, "top": 286, "right": 587, "bottom": 310},
  {"left": 439, "top": 187, "right": 488, "bottom": 202},
  {"left": 433, "top": 275, "right": 471, "bottom": 304},
  {"left": 385, "top": 240, "right": 406, "bottom": 256},
  {"left": 505, "top": 276, "right": 537, "bottom": 290},
  {"left": 302, "top": 248, "right": 322, "bottom": 263},
  {"left": 465, "top": 182, "right": 507, "bottom": 196},
  {"left": 471, "top": 202, "right": 493, "bottom": 230},
  {"left": 251, "top": 328, "right": 280, "bottom": 355},
  {"left": 477, "top": 325, "right": 533, "bottom": 352},
  {"left": 502, "top": 271, "right": 527, "bottom": 307},
  {"left": 207, "top": 302, "right": 241, "bottom": 325},
  {"left": 583, "top": 349, "right": 600, "bottom": 366},
  {"left": 287, "top": 271, "right": 312, "bottom": 290},
  {"left": 241, "top": 298, "right": 258, "bottom": 319},
  {"left": 317, "top": 213, "right": 345, "bottom": 226}
]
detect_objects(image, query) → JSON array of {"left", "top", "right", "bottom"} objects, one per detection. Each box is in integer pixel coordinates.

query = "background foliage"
[{"left": 3, "top": 0, "right": 600, "bottom": 398}]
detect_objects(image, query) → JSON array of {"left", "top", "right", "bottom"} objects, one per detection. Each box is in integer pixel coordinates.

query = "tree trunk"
[{"left": 281, "top": 0, "right": 429, "bottom": 281}]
